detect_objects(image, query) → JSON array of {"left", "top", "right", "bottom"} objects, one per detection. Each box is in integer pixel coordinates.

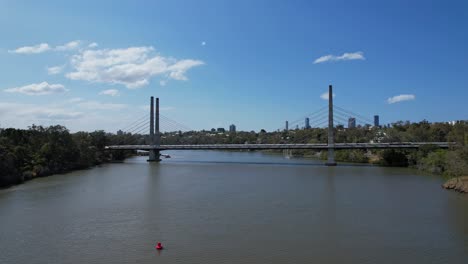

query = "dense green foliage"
[{"left": 0, "top": 125, "right": 137, "bottom": 188}]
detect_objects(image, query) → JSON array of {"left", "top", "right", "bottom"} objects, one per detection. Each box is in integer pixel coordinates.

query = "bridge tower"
[
  {"left": 148, "top": 96, "right": 161, "bottom": 162},
  {"left": 156, "top": 97, "right": 161, "bottom": 146},
  {"left": 325, "top": 85, "right": 337, "bottom": 166}
]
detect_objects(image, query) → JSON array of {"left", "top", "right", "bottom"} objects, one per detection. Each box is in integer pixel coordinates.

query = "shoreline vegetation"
[
  {"left": 0, "top": 125, "right": 134, "bottom": 188},
  {"left": 1, "top": 120, "right": 467, "bottom": 191}
]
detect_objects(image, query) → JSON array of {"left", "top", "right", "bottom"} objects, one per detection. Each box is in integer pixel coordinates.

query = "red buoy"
[{"left": 156, "top": 242, "right": 163, "bottom": 250}]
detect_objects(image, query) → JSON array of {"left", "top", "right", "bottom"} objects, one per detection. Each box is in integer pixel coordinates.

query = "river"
[{"left": 1, "top": 150, "right": 467, "bottom": 263}]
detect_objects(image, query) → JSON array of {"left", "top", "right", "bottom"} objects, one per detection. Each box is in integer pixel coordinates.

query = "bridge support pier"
[
  {"left": 325, "top": 84, "right": 337, "bottom": 166},
  {"left": 325, "top": 149, "right": 336, "bottom": 166},
  {"left": 148, "top": 149, "right": 161, "bottom": 162}
]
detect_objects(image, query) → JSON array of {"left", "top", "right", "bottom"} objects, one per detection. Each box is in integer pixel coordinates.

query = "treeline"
[
  {"left": 161, "top": 120, "right": 467, "bottom": 177},
  {"left": 0, "top": 125, "right": 140, "bottom": 188},
  {"left": 1, "top": 121, "right": 466, "bottom": 188}
]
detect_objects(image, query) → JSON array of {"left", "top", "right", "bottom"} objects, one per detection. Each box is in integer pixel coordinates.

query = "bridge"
[
  {"left": 106, "top": 85, "right": 452, "bottom": 165},
  {"left": 107, "top": 142, "right": 450, "bottom": 151}
]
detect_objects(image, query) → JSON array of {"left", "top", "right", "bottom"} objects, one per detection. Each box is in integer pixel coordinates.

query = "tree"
[
  {"left": 380, "top": 149, "right": 408, "bottom": 167},
  {"left": 0, "top": 145, "right": 19, "bottom": 186}
]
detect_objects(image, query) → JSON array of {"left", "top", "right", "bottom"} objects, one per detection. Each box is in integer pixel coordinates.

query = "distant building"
[
  {"left": 448, "top": 120, "right": 468, "bottom": 125},
  {"left": 348, "top": 117, "right": 356, "bottom": 129},
  {"left": 285, "top": 121, "right": 289, "bottom": 131},
  {"left": 117, "top": 129, "right": 124, "bottom": 135},
  {"left": 217, "top": 127, "right": 225, "bottom": 133},
  {"left": 374, "top": 115, "right": 380, "bottom": 127},
  {"left": 229, "top": 124, "right": 236, "bottom": 132},
  {"left": 305, "top": 118, "right": 311, "bottom": 129}
]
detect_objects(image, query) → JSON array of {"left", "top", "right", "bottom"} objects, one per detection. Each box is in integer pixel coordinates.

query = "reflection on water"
[{"left": 1, "top": 150, "right": 467, "bottom": 264}]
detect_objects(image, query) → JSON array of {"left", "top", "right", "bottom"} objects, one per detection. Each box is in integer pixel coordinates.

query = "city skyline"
[{"left": 0, "top": 0, "right": 467, "bottom": 132}]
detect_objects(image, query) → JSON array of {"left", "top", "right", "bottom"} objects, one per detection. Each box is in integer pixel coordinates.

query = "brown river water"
[{"left": 1, "top": 150, "right": 467, "bottom": 264}]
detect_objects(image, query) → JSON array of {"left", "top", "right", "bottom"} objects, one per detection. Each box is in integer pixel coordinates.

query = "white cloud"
[
  {"left": 0, "top": 100, "right": 144, "bottom": 132},
  {"left": 47, "top": 65, "right": 64, "bottom": 75},
  {"left": 55, "top": 40, "right": 80, "bottom": 51},
  {"left": 320, "top": 91, "right": 336, "bottom": 100},
  {"left": 34, "top": 111, "right": 83, "bottom": 120},
  {"left": 66, "top": 46, "right": 204, "bottom": 88},
  {"left": 88, "top": 42, "right": 98, "bottom": 48},
  {"left": 77, "top": 101, "right": 127, "bottom": 110},
  {"left": 0, "top": 102, "right": 83, "bottom": 122},
  {"left": 167, "top": 59, "right": 204, "bottom": 81},
  {"left": 201, "top": 41, "right": 206, "bottom": 46},
  {"left": 314, "top": 51, "right": 365, "bottom": 64},
  {"left": 8, "top": 40, "right": 81, "bottom": 54},
  {"left": 9, "top": 43, "right": 51, "bottom": 54},
  {"left": 159, "top": 80, "right": 167, "bottom": 86},
  {"left": 387, "top": 94, "right": 415, "bottom": 104},
  {"left": 99, "top": 89, "right": 120, "bottom": 96},
  {"left": 4, "top": 82, "right": 68, "bottom": 95},
  {"left": 68, "top": 97, "right": 84, "bottom": 103}
]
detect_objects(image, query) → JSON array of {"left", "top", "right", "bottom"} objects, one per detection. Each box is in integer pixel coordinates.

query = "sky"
[{"left": 0, "top": 0, "right": 467, "bottom": 132}]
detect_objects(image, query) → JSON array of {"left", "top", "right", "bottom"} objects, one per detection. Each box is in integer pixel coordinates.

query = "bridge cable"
[
  {"left": 122, "top": 117, "right": 150, "bottom": 134},
  {"left": 334, "top": 105, "right": 374, "bottom": 124},
  {"left": 159, "top": 118, "right": 189, "bottom": 132},
  {"left": 120, "top": 113, "right": 150, "bottom": 132},
  {"left": 127, "top": 120, "right": 150, "bottom": 134},
  {"left": 276, "top": 106, "right": 328, "bottom": 131},
  {"left": 159, "top": 114, "right": 192, "bottom": 131}
]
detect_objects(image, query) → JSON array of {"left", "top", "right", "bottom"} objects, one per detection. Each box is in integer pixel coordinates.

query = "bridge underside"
[{"left": 106, "top": 142, "right": 450, "bottom": 151}]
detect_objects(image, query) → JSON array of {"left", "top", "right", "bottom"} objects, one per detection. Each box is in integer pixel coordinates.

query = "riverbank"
[
  {"left": 0, "top": 156, "right": 132, "bottom": 189},
  {"left": 443, "top": 176, "right": 468, "bottom": 193}
]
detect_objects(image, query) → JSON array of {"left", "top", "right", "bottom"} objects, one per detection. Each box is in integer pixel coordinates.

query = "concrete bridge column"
[
  {"left": 326, "top": 85, "right": 337, "bottom": 166},
  {"left": 148, "top": 150, "right": 159, "bottom": 161},
  {"left": 148, "top": 96, "right": 161, "bottom": 162},
  {"left": 154, "top": 97, "right": 161, "bottom": 161}
]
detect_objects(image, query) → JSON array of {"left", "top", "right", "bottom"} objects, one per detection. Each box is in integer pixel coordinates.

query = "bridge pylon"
[
  {"left": 148, "top": 96, "right": 161, "bottom": 162},
  {"left": 325, "top": 85, "right": 337, "bottom": 166}
]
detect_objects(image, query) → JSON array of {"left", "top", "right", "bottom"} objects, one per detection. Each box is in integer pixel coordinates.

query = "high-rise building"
[
  {"left": 285, "top": 121, "right": 289, "bottom": 131},
  {"left": 305, "top": 117, "right": 311, "bottom": 129},
  {"left": 374, "top": 115, "right": 380, "bottom": 127},
  {"left": 229, "top": 124, "right": 236, "bottom": 132},
  {"left": 348, "top": 117, "right": 356, "bottom": 129}
]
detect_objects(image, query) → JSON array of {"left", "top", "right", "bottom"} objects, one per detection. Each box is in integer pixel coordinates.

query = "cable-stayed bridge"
[{"left": 106, "top": 85, "right": 451, "bottom": 165}]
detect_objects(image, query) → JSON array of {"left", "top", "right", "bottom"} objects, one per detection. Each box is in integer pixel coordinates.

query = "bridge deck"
[{"left": 105, "top": 142, "right": 450, "bottom": 151}]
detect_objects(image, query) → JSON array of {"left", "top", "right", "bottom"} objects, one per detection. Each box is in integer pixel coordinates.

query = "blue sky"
[{"left": 0, "top": 0, "right": 467, "bottom": 132}]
